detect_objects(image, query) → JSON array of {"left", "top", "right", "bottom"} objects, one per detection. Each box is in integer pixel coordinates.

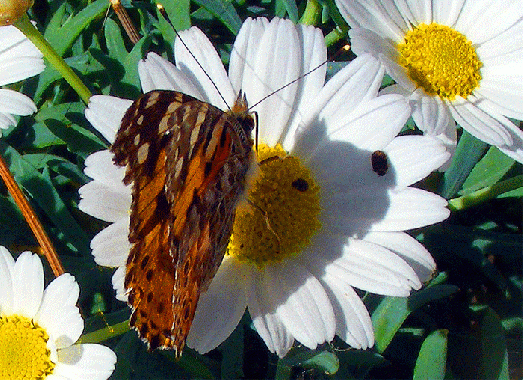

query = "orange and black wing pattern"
[{"left": 111, "top": 90, "right": 254, "bottom": 355}]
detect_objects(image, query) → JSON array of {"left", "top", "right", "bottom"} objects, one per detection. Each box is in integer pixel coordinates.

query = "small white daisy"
[
  {"left": 80, "top": 17, "right": 450, "bottom": 357},
  {"left": 0, "top": 24, "right": 44, "bottom": 132},
  {"left": 0, "top": 246, "right": 116, "bottom": 379},
  {"left": 335, "top": 0, "right": 523, "bottom": 162}
]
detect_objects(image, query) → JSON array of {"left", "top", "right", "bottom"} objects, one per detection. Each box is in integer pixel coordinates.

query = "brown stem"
[
  {"left": 110, "top": 0, "right": 141, "bottom": 44},
  {"left": 0, "top": 154, "right": 64, "bottom": 276}
]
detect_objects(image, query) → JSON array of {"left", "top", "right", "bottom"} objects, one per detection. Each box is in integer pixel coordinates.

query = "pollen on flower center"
[
  {"left": 0, "top": 315, "right": 55, "bottom": 379},
  {"left": 397, "top": 23, "right": 482, "bottom": 100},
  {"left": 227, "top": 144, "right": 321, "bottom": 266}
]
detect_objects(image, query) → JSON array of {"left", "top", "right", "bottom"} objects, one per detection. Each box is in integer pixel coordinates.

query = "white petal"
[
  {"left": 246, "top": 268, "right": 294, "bottom": 357},
  {"left": 0, "top": 246, "right": 15, "bottom": 314},
  {"left": 264, "top": 262, "right": 335, "bottom": 349},
  {"left": 36, "top": 274, "right": 83, "bottom": 349},
  {"left": 85, "top": 96, "right": 132, "bottom": 144},
  {"left": 455, "top": 0, "right": 523, "bottom": 45},
  {"left": 371, "top": 188, "right": 449, "bottom": 231},
  {"left": 90, "top": 218, "right": 130, "bottom": 268},
  {"left": 240, "top": 18, "right": 302, "bottom": 146},
  {"left": 409, "top": 90, "right": 454, "bottom": 136},
  {"left": 0, "top": 89, "right": 36, "bottom": 115},
  {"left": 336, "top": 0, "right": 408, "bottom": 40},
  {"left": 175, "top": 27, "right": 235, "bottom": 109},
  {"left": 349, "top": 28, "right": 414, "bottom": 91},
  {"left": 53, "top": 344, "right": 116, "bottom": 380},
  {"left": 138, "top": 52, "right": 204, "bottom": 99},
  {"left": 322, "top": 274, "right": 374, "bottom": 348},
  {"left": 363, "top": 231, "right": 436, "bottom": 282},
  {"left": 0, "top": 111, "right": 15, "bottom": 130},
  {"left": 475, "top": 72, "right": 523, "bottom": 121},
  {"left": 282, "top": 23, "right": 327, "bottom": 150},
  {"left": 112, "top": 266, "right": 127, "bottom": 302},
  {"left": 323, "top": 94, "right": 411, "bottom": 151},
  {"left": 229, "top": 17, "right": 270, "bottom": 94},
  {"left": 385, "top": 135, "right": 450, "bottom": 187},
  {"left": 294, "top": 54, "right": 385, "bottom": 158},
  {"left": 449, "top": 97, "right": 513, "bottom": 146},
  {"left": 79, "top": 181, "right": 131, "bottom": 222},
  {"left": 0, "top": 25, "right": 44, "bottom": 85},
  {"left": 82, "top": 150, "right": 127, "bottom": 191},
  {"left": 187, "top": 257, "right": 247, "bottom": 353},
  {"left": 326, "top": 238, "right": 421, "bottom": 296},
  {"left": 12, "top": 252, "right": 44, "bottom": 318}
]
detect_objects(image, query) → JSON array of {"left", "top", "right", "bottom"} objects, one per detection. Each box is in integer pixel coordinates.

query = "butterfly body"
[{"left": 111, "top": 90, "right": 254, "bottom": 354}]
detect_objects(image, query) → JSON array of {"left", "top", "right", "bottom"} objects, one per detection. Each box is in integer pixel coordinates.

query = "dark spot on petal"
[{"left": 371, "top": 150, "right": 388, "bottom": 176}]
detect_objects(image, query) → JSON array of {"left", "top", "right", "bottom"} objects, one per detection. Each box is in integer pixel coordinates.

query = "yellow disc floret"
[
  {"left": 0, "top": 315, "right": 55, "bottom": 379},
  {"left": 397, "top": 23, "right": 482, "bottom": 100},
  {"left": 228, "top": 144, "right": 321, "bottom": 266}
]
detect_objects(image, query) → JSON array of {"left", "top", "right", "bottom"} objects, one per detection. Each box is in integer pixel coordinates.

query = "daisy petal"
[
  {"left": 36, "top": 274, "right": 83, "bottom": 348},
  {"left": 79, "top": 180, "right": 130, "bottom": 222},
  {"left": 0, "top": 25, "right": 44, "bottom": 86},
  {"left": 12, "top": 252, "right": 44, "bottom": 318},
  {"left": 247, "top": 269, "right": 294, "bottom": 357},
  {"left": 53, "top": 344, "right": 117, "bottom": 380},
  {"left": 85, "top": 96, "right": 132, "bottom": 143},
  {"left": 112, "top": 266, "right": 127, "bottom": 302},
  {"left": 175, "top": 27, "right": 235, "bottom": 109},
  {"left": 0, "top": 246, "right": 15, "bottom": 314},
  {"left": 91, "top": 218, "right": 130, "bottom": 267},
  {"left": 187, "top": 258, "right": 247, "bottom": 353},
  {"left": 363, "top": 231, "right": 436, "bottom": 282},
  {"left": 327, "top": 238, "right": 421, "bottom": 296},
  {"left": 139, "top": 52, "right": 204, "bottom": 99},
  {"left": 0, "top": 89, "right": 36, "bottom": 115},
  {"left": 322, "top": 274, "right": 374, "bottom": 349},
  {"left": 83, "top": 150, "right": 127, "bottom": 191},
  {"left": 371, "top": 188, "right": 450, "bottom": 231},
  {"left": 385, "top": 135, "right": 450, "bottom": 188},
  {"left": 265, "top": 263, "right": 335, "bottom": 350}
]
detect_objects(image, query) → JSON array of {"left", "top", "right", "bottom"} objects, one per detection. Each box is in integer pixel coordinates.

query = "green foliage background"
[{"left": 2, "top": 0, "right": 521, "bottom": 378}]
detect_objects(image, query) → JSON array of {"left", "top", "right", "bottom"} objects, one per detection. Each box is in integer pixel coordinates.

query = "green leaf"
[
  {"left": 160, "top": 0, "right": 191, "bottom": 31},
  {"left": 0, "top": 141, "right": 90, "bottom": 254},
  {"left": 373, "top": 285, "right": 458, "bottom": 353},
  {"left": 413, "top": 330, "right": 448, "bottom": 380},
  {"left": 480, "top": 308, "right": 509, "bottom": 380},
  {"left": 277, "top": 348, "right": 339, "bottom": 378},
  {"left": 461, "top": 146, "right": 515, "bottom": 195},
  {"left": 440, "top": 130, "right": 488, "bottom": 199},
  {"left": 193, "top": 0, "right": 243, "bottom": 34},
  {"left": 44, "top": 0, "right": 110, "bottom": 56}
]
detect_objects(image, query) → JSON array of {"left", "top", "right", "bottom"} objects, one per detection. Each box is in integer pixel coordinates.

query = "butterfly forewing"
[{"left": 111, "top": 90, "right": 254, "bottom": 355}]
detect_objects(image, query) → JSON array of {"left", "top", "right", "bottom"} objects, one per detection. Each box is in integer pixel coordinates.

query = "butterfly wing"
[{"left": 111, "top": 90, "right": 253, "bottom": 355}]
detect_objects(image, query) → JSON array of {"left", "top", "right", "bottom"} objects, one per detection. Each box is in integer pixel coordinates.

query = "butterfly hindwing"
[{"left": 111, "top": 90, "right": 254, "bottom": 354}]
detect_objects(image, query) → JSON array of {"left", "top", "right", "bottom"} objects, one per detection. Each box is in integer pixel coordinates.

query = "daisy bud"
[{"left": 0, "top": 0, "right": 33, "bottom": 26}]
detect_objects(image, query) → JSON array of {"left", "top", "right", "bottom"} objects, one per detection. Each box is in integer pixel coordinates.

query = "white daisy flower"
[
  {"left": 80, "top": 17, "right": 450, "bottom": 357},
  {"left": 0, "top": 24, "right": 44, "bottom": 132},
  {"left": 0, "top": 246, "right": 116, "bottom": 379},
  {"left": 335, "top": 0, "right": 523, "bottom": 162}
]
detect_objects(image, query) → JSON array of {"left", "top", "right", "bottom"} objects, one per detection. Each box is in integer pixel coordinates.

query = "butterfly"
[{"left": 111, "top": 90, "right": 255, "bottom": 355}]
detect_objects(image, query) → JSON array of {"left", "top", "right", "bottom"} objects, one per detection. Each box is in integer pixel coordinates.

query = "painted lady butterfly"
[{"left": 111, "top": 90, "right": 254, "bottom": 355}]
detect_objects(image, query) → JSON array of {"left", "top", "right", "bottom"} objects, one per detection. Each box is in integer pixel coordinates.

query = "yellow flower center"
[
  {"left": 397, "top": 23, "right": 482, "bottom": 100},
  {"left": 228, "top": 144, "right": 321, "bottom": 266},
  {"left": 0, "top": 315, "right": 55, "bottom": 379}
]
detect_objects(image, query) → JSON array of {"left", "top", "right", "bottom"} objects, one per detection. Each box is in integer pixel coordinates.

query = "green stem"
[
  {"left": 14, "top": 14, "right": 92, "bottom": 103},
  {"left": 448, "top": 174, "right": 523, "bottom": 211},
  {"left": 77, "top": 320, "right": 130, "bottom": 344},
  {"left": 325, "top": 28, "right": 345, "bottom": 47},
  {"left": 300, "top": 0, "right": 321, "bottom": 26}
]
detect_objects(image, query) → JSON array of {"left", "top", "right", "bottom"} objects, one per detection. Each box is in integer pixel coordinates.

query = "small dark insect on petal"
[
  {"left": 371, "top": 150, "right": 388, "bottom": 176},
  {"left": 292, "top": 178, "right": 309, "bottom": 192}
]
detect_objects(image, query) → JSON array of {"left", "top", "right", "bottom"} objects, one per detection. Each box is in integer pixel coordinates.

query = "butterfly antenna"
[
  {"left": 157, "top": 3, "right": 231, "bottom": 110},
  {"left": 248, "top": 43, "right": 351, "bottom": 111},
  {"left": 110, "top": 0, "right": 141, "bottom": 44}
]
